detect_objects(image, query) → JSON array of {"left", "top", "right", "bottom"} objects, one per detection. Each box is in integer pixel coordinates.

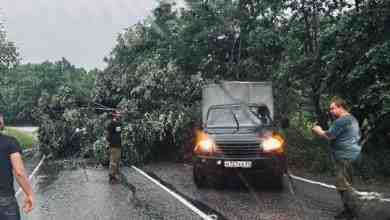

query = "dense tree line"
[
  {"left": 0, "top": 21, "right": 19, "bottom": 121},
  {"left": 94, "top": 0, "right": 390, "bottom": 173},
  {"left": 1, "top": 0, "right": 389, "bottom": 175},
  {"left": 1, "top": 58, "right": 96, "bottom": 124}
]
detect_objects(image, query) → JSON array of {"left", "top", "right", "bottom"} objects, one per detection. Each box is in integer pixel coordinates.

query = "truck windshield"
[{"left": 207, "top": 106, "right": 270, "bottom": 128}]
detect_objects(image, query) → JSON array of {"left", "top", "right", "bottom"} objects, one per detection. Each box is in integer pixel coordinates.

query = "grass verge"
[{"left": 2, "top": 127, "right": 37, "bottom": 149}]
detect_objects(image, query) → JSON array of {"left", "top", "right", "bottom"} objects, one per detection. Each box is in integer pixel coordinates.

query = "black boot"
[
  {"left": 109, "top": 174, "right": 120, "bottom": 184},
  {"left": 334, "top": 209, "right": 354, "bottom": 220},
  {"left": 335, "top": 191, "right": 355, "bottom": 220}
]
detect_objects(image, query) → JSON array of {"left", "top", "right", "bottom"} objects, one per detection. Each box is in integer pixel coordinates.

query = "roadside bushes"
[{"left": 284, "top": 124, "right": 334, "bottom": 174}]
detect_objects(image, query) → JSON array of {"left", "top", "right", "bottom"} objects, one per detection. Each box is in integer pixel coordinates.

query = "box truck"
[{"left": 193, "top": 81, "right": 287, "bottom": 188}]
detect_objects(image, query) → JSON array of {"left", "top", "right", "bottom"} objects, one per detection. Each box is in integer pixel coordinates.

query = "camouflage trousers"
[
  {"left": 109, "top": 146, "right": 122, "bottom": 180},
  {"left": 335, "top": 159, "right": 354, "bottom": 192}
]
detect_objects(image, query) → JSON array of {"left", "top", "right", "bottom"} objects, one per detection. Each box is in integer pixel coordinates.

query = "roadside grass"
[{"left": 2, "top": 127, "right": 37, "bottom": 149}]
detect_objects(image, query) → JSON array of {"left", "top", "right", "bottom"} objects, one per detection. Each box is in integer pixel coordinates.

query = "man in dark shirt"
[
  {"left": 0, "top": 113, "right": 34, "bottom": 220},
  {"left": 312, "top": 97, "right": 362, "bottom": 220},
  {"left": 106, "top": 110, "right": 122, "bottom": 184}
]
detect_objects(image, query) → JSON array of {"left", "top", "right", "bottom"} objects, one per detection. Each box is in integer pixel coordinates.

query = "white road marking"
[
  {"left": 15, "top": 155, "right": 46, "bottom": 197},
  {"left": 131, "top": 165, "right": 214, "bottom": 220},
  {"left": 289, "top": 173, "right": 390, "bottom": 202},
  {"left": 288, "top": 173, "right": 337, "bottom": 189}
]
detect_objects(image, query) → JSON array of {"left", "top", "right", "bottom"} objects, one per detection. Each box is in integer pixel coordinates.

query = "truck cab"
[{"left": 193, "top": 81, "right": 287, "bottom": 188}]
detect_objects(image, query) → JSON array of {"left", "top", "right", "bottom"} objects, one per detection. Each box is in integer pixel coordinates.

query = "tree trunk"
[{"left": 355, "top": 0, "right": 361, "bottom": 12}]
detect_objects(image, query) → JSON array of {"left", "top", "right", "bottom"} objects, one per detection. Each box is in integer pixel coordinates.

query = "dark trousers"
[{"left": 0, "top": 196, "right": 20, "bottom": 220}]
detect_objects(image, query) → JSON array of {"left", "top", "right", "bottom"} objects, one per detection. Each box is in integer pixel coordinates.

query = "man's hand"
[
  {"left": 23, "top": 194, "right": 34, "bottom": 213},
  {"left": 312, "top": 125, "right": 323, "bottom": 134},
  {"left": 312, "top": 124, "right": 332, "bottom": 140}
]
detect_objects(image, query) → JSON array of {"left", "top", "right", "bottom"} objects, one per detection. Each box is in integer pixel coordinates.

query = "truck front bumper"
[{"left": 193, "top": 155, "right": 287, "bottom": 177}]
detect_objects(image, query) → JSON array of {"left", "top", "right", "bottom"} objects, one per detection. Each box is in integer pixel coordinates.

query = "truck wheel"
[
  {"left": 193, "top": 166, "right": 206, "bottom": 188},
  {"left": 212, "top": 175, "right": 225, "bottom": 189},
  {"left": 273, "top": 175, "right": 284, "bottom": 190}
]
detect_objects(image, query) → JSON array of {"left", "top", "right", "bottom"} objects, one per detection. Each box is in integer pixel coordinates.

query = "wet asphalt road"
[
  {"left": 142, "top": 162, "right": 343, "bottom": 220},
  {"left": 18, "top": 160, "right": 344, "bottom": 220},
  {"left": 12, "top": 125, "right": 386, "bottom": 220},
  {"left": 12, "top": 127, "right": 343, "bottom": 219},
  {"left": 19, "top": 161, "right": 201, "bottom": 220},
  {"left": 20, "top": 164, "right": 146, "bottom": 220}
]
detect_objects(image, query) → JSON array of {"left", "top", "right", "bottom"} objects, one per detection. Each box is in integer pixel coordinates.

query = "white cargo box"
[{"left": 202, "top": 81, "right": 274, "bottom": 123}]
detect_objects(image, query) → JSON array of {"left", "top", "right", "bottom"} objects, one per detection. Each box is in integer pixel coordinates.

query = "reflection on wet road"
[
  {"left": 143, "top": 162, "right": 341, "bottom": 220},
  {"left": 20, "top": 163, "right": 145, "bottom": 220},
  {"left": 20, "top": 161, "right": 202, "bottom": 220},
  {"left": 18, "top": 160, "right": 344, "bottom": 220}
]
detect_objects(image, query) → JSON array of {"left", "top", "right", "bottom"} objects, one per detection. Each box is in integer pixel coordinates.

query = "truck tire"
[
  {"left": 193, "top": 166, "right": 206, "bottom": 188},
  {"left": 212, "top": 175, "right": 225, "bottom": 189},
  {"left": 273, "top": 175, "right": 284, "bottom": 190}
]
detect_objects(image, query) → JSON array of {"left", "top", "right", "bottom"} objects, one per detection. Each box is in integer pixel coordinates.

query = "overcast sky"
[{"left": 1, "top": 0, "right": 162, "bottom": 70}]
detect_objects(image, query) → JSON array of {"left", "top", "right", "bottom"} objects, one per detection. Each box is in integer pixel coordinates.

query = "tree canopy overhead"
[{"left": 1, "top": 0, "right": 389, "bottom": 174}]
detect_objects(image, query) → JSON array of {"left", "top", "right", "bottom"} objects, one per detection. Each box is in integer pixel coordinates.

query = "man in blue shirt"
[
  {"left": 312, "top": 97, "right": 362, "bottom": 220},
  {"left": 0, "top": 113, "right": 34, "bottom": 220}
]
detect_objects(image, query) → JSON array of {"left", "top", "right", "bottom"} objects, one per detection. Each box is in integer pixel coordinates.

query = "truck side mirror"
[{"left": 281, "top": 118, "right": 290, "bottom": 129}]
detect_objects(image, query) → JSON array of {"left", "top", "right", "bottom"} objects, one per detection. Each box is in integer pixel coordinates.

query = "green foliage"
[
  {"left": 35, "top": 85, "right": 96, "bottom": 158},
  {"left": 85, "top": 0, "right": 390, "bottom": 173},
  {"left": 0, "top": 22, "right": 18, "bottom": 71},
  {"left": 0, "top": 58, "right": 96, "bottom": 124},
  {"left": 96, "top": 46, "right": 203, "bottom": 164},
  {"left": 284, "top": 112, "right": 334, "bottom": 174},
  {"left": 120, "top": 106, "right": 200, "bottom": 165},
  {"left": 2, "top": 127, "right": 36, "bottom": 149},
  {"left": 0, "top": 22, "right": 19, "bottom": 120},
  {"left": 3, "top": 0, "right": 389, "bottom": 176},
  {"left": 91, "top": 137, "right": 109, "bottom": 165}
]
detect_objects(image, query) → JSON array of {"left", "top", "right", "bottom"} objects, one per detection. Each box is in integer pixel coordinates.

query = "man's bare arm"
[
  {"left": 312, "top": 125, "right": 334, "bottom": 140},
  {"left": 10, "top": 152, "right": 34, "bottom": 213}
]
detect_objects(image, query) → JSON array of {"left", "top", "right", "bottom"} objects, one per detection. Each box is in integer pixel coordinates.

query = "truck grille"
[{"left": 215, "top": 143, "right": 260, "bottom": 158}]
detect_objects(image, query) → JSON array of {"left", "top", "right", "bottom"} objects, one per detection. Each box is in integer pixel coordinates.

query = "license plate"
[{"left": 224, "top": 161, "right": 252, "bottom": 168}]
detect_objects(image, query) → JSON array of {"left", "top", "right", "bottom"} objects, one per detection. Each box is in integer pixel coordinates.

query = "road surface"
[{"left": 17, "top": 160, "right": 349, "bottom": 220}]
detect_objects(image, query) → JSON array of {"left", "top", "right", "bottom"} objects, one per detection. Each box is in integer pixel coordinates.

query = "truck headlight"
[
  {"left": 262, "top": 134, "right": 284, "bottom": 154},
  {"left": 194, "top": 139, "right": 215, "bottom": 155}
]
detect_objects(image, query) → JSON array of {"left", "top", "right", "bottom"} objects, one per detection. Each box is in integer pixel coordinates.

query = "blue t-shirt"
[
  {"left": 0, "top": 134, "right": 22, "bottom": 197},
  {"left": 326, "top": 115, "right": 362, "bottom": 161}
]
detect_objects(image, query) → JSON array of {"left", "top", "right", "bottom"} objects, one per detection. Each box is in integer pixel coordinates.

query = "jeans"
[{"left": 0, "top": 196, "right": 20, "bottom": 220}]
